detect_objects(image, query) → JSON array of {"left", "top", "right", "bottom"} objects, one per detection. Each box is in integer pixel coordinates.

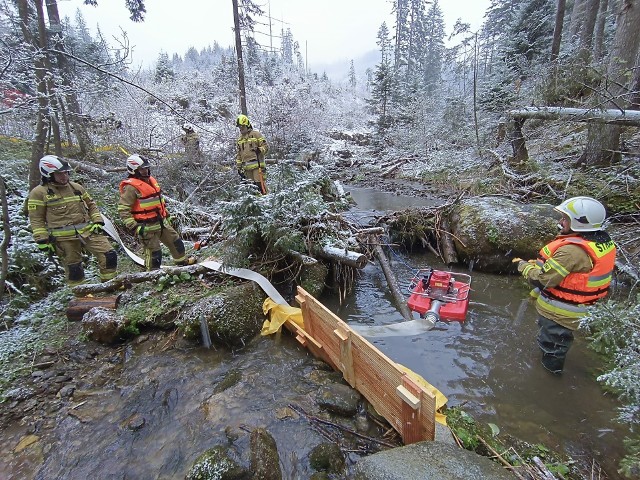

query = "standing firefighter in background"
[
  {"left": 27, "top": 155, "right": 118, "bottom": 285},
  {"left": 118, "top": 154, "right": 196, "bottom": 270},
  {"left": 180, "top": 123, "right": 202, "bottom": 166},
  {"left": 235, "top": 114, "right": 268, "bottom": 194},
  {"left": 514, "top": 196, "right": 616, "bottom": 374}
]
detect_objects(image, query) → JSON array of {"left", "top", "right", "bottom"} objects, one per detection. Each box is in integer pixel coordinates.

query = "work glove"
[
  {"left": 88, "top": 222, "right": 104, "bottom": 234},
  {"left": 36, "top": 240, "right": 55, "bottom": 255},
  {"left": 135, "top": 224, "right": 145, "bottom": 237},
  {"left": 237, "top": 168, "right": 245, "bottom": 179},
  {"left": 514, "top": 258, "right": 538, "bottom": 276}
]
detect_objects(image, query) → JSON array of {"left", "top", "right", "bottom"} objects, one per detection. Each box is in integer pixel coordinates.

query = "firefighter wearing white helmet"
[
  {"left": 180, "top": 122, "right": 202, "bottom": 166},
  {"left": 235, "top": 114, "right": 269, "bottom": 194},
  {"left": 514, "top": 196, "right": 616, "bottom": 374},
  {"left": 118, "top": 154, "right": 196, "bottom": 270},
  {"left": 27, "top": 155, "right": 118, "bottom": 285}
]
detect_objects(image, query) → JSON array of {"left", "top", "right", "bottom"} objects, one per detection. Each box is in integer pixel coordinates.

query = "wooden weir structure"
[{"left": 288, "top": 287, "right": 438, "bottom": 444}]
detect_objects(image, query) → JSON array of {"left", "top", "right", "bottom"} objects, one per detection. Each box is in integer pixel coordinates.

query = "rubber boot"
[{"left": 541, "top": 353, "right": 564, "bottom": 374}]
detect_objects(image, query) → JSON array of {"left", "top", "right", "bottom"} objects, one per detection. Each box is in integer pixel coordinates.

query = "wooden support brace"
[
  {"left": 334, "top": 328, "right": 355, "bottom": 387},
  {"left": 396, "top": 385, "right": 420, "bottom": 409},
  {"left": 400, "top": 375, "right": 424, "bottom": 444}
]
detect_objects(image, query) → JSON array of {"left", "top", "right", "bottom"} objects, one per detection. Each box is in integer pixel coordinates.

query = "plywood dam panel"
[{"left": 292, "top": 287, "right": 436, "bottom": 444}]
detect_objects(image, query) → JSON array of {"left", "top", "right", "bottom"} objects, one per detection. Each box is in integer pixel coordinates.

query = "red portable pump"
[{"left": 407, "top": 268, "right": 471, "bottom": 328}]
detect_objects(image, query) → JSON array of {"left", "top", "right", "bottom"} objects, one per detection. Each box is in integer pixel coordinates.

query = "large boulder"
[
  {"left": 176, "top": 282, "right": 265, "bottom": 347},
  {"left": 352, "top": 440, "right": 513, "bottom": 479},
  {"left": 449, "top": 197, "right": 557, "bottom": 273}
]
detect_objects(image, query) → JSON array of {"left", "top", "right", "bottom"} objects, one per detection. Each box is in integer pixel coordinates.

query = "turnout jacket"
[
  {"left": 521, "top": 234, "right": 616, "bottom": 330},
  {"left": 236, "top": 128, "right": 268, "bottom": 171},
  {"left": 118, "top": 176, "right": 168, "bottom": 231},
  {"left": 28, "top": 181, "right": 103, "bottom": 243}
]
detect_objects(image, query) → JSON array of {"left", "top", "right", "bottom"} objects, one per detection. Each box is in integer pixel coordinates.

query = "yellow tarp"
[
  {"left": 262, "top": 298, "right": 448, "bottom": 425},
  {"left": 261, "top": 298, "right": 304, "bottom": 335}
]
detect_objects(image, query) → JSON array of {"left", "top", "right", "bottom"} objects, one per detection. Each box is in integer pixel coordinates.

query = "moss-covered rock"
[
  {"left": 185, "top": 445, "right": 247, "bottom": 480},
  {"left": 309, "top": 442, "right": 346, "bottom": 474},
  {"left": 449, "top": 197, "right": 557, "bottom": 273},
  {"left": 299, "top": 261, "right": 329, "bottom": 298},
  {"left": 249, "top": 427, "right": 282, "bottom": 480},
  {"left": 176, "top": 282, "right": 264, "bottom": 347}
]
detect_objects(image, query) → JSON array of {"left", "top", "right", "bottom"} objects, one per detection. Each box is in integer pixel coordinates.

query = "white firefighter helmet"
[
  {"left": 39, "top": 155, "right": 72, "bottom": 178},
  {"left": 182, "top": 122, "right": 194, "bottom": 132},
  {"left": 126, "top": 154, "right": 151, "bottom": 176},
  {"left": 554, "top": 196, "right": 606, "bottom": 232}
]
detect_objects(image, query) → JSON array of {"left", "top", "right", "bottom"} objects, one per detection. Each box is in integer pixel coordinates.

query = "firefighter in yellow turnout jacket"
[
  {"left": 27, "top": 155, "right": 118, "bottom": 285},
  {"left": 515, "top": 196, "right": 616, "bottom": 374},
  {"left": 235, "top": 114, "right": 268, "bottom": 194},
  {"left": 118, "top": 154, "right": 196, "bottom": 270}
]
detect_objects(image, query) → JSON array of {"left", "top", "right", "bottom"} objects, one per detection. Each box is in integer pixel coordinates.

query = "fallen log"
[
  {"left": 370, "top": 236, "right": 413, "bottom": 321},
  {"left": 313, "top": 245, "right": 368, "bottom": 269},
  {"left": 72, "top": 264, "right": 210, "bottom": 296},
  {"left": 439, "top": 218, "right": 459, "bottom": 265},
  {"left": 509, "top": 106, "right": 640, "bottom": 126},
  {"left": 381, "top": 159, "right": 407, "bottom": 178},
  {"left": 67, "top": 295, "right": 120, "bottom": 321}
]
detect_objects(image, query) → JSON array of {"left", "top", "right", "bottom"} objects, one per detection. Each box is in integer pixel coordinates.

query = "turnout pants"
[
  {"left": 54, "top": 234, "right": 118, "bottom": 285},
  {"left": 138, "top": 222, "right": 188, "bottom": 270},
  {"left": 536, "top": 315, "right": 574, "bottom": 374}
]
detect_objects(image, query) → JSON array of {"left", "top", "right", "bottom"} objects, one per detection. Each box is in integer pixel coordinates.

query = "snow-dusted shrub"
[{"left": 581, "top": 300, "right": 640, "bottom": 478}]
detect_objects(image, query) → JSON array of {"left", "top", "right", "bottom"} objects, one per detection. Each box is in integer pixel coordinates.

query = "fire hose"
[{"left": 100, "top": 214, "right": 287, "bottom": 305}]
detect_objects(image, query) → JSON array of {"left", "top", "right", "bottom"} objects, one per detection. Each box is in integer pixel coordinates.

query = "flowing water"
[
  {"left": 0, "top": 186, "right": 630, "bottom": 479},
  {"left": 321, "top": 187, "right": 631, "bottom": 478}
]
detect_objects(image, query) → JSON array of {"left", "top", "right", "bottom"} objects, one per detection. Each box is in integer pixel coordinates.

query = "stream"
[
  {"left": 0, "top": 186, "right": 630, "bottom": 479},
  {"left": 321, "top": 186, "right": 631, "bottom": 478}
]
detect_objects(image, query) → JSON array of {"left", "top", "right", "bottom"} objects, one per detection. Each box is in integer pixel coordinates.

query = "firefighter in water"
[
  {"left": 118, "top": 154, "right": 196, "bottom": 270},
  {"left": 514, "top": 196, "right": 616, "bottom": 374},
  {"left": 27, "top": 155, "right": 118, "bottom": 285},
  {"left": 180, "top": 122, "right": 202, "bottom": 166},
  {"left": 235, "top": 114, "right": 268, "bottom": 194}
]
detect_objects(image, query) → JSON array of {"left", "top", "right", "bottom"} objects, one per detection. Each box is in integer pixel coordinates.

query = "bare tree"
[
  {"left": 551, "top": 0, "right": 567, "bottom": 61},
  {"left": 0, "top": 176, "right": 9, "bottom": 302},
  {"left": 581, "top": 0, "right": 640, "bottom": 165},
  {"left": 232, "top": 0, "right": 247, "bottom": 115},
  {"left": 45, "top": 0, "right": 95, "bottom": 158}
]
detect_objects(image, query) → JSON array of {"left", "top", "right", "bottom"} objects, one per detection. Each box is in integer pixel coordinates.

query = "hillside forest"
[{"left": 1, "top": 0, "right": 640, "bottom": 478}]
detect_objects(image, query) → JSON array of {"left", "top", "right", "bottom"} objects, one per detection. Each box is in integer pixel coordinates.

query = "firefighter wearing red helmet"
[
  {"left": 118, "top": 154, "right": 196, "bottom": 270},
  {"left": 27, "top": 155, "right": 118, "bottom": 285},
  {"left": 235, "top": 114, "right": 269, "bottom": 194},
  {"left": 514, "top": 196, "right": 616, "bottom": 374}
]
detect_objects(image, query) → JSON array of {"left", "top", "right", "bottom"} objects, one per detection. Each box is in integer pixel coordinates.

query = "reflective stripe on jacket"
[
  {"left": 535, "top": 236, "right": 616, "bottom": 319},
  {"left": 236, "top": 129, "right": 268, "bottom": 171},
  {"left": 27, "top": 181, "right": 101, "bottom": 242},
  {"left": 118, "top": 176, "right": 167, "bottom": 222}
]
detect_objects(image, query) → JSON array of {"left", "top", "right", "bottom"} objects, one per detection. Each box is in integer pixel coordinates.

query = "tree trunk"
[
  {"left": 313, "top": 246, "right": 368, "bottom": 269},
  {"left": 569, "top": 0, "right": 586, "bottom": 39},
  {"left": 45, "top": 0, "right": 95, "bottom": 158},
  {"left": 232, "top": 0, "right": 248, "bottom": 115},
  {"left": 17, "top": 0, "right": 49, "bottom": 190},
  {"left": 66, "top": 296, "right": 120, "bottom": 321},
  {"left": 551, "top": 0, "right": 567, "bottom": 61},
  {"left": 508, "top": 117, "right": 529, "bottom": 166},
  {"left": 593, "top": 0, "right": 609, "bottom": 60},
  {"left": 371, "top": 238, "right": 413, "bottom": 322},
  {"left": 509, "top": 106, "right": 640, "bottom": 125},
  {"left": 581, "top": 0, "right": 640, "bottom": 165},
  {"left": 0, "top": 177, "right": 9, "bottom": 301},
  {"left": 579, "top": 0, "right": 600, "bottom": 53}
]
